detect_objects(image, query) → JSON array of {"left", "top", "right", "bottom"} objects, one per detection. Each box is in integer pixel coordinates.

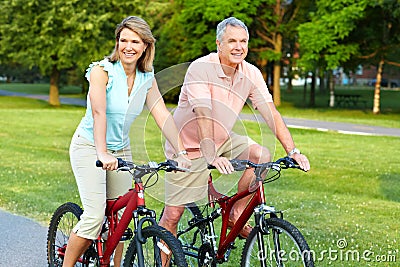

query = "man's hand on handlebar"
[
  {"left": 171, "top": 154, "right": 192, "bottom": 172},
  {"left": 210, "top": 156, "right": 235, "bottom": 174},
  {"left": 290, "top": 153, "right": 310, "bottom": 172}
]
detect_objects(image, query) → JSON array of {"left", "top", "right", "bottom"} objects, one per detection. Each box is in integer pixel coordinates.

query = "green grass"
[{"left": 0, "top": 93, "right": 399, "bottom": 266}]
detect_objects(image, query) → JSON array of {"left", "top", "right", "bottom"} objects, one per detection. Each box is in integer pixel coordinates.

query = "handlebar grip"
[
  {"left": 207, "top": 159, "right": 247, "bottom": 171},
  {"left": 164, "top": 159, "right": 190, "bottom": 172},
  {"left": 96, "top": 158, "right": 125, "bottom": 168}
]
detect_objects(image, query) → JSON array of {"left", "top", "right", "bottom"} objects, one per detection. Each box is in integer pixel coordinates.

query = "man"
[{"left": 159, "top": 17, "right": 310, "bottom": 239}]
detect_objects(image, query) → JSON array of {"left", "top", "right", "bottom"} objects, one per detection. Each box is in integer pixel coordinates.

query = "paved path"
[
  {"left": 1, "top": 89, "right": 400, "bottom": 266},
  {"left": 0, "top": 209, "right": 47, "bottom": 267}
]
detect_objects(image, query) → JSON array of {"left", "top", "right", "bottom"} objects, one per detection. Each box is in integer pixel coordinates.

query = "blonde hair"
[{"left": 108, "top": 16, "right": 156, "bottom": 72}]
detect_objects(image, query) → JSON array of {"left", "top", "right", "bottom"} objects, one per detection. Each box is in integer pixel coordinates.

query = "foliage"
[
  {"left": 154, "top": 0, "right": 315, "bottom": 106},
  {"left": 0, "top": 0, "right": 168, "bottom": 104},
  {"left": 298, "top": 0, "right": 400, "bottom": 71},
  {"left": 155, "top": 0, "right": 259, "bottom": 69},
  {"left": 297, "top": 0, "right": 370, "bottom": 70}
]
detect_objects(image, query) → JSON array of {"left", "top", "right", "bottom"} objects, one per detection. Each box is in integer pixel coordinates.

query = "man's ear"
[{"left": 216, "top": 39, "right": 220, "bottom": 52}]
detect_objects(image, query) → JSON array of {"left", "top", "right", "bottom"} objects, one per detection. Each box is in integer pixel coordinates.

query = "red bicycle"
[
  {"left": 172, "top": 156, "right": 314, "bottom": 266},
  {"left": 47, "top": 158, "right": 188, "bottom": 267}
]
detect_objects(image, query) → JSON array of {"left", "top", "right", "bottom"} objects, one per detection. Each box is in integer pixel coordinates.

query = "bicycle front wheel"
[
  {"left": 241, "top": 217, "right": 314, "bottom": 267},
  {"left": 47, "top": 202, "right": 83, "bottom": 267},
  {"left": 123, "top": 225, "right": 188, "bottom": 267}
]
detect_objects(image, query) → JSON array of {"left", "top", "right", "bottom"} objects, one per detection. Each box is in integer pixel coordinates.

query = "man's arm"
[
  {"left": 258, "top": 102, "right": 310, "bottom": 171},
  {"left": 194, "top": 106, "right": 234, "bottom": 174}
]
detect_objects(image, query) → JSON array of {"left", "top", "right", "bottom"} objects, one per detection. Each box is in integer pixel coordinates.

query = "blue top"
[{"left": 77, "top": 58, "right": 154, "bottom": 151}]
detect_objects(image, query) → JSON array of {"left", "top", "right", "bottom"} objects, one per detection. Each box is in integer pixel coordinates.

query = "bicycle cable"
[{"left": 143, "top": 171, "right": 159, "bottom": 188}]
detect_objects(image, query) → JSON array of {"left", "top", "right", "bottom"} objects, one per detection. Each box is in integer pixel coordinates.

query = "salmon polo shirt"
[{"left": 165, "top": 52, "right": 273, "bottom": 159}]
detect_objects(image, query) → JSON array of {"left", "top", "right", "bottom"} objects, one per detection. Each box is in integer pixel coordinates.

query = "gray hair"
[{"left": 216, "top": 17, "right": 249, "bottom": 42}]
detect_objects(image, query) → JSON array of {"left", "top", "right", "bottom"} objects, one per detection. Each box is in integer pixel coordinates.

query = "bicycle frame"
[
  {"left": 207, "top": 175, "right": 269, "bottom": 261},
  {"left": 93, "top": 179, "right": 154, "bottom": 266}
]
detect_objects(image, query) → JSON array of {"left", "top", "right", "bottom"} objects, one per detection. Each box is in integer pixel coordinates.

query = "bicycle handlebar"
[
  {"left": 96, "top": 158, "right": 189, "bottom": 178},
  {"left": 208, "top": 156, "right": 302, "bottom": 174}
]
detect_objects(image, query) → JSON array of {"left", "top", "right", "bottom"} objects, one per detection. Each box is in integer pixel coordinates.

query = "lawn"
[{"left": 0, "top": 89, "right": 399, "bottom": 266}]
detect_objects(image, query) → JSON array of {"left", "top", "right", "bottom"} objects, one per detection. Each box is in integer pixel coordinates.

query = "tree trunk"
[
  {"left": 328, "top": 70, "right": 335, "bottom": 107},
  {"left": 319, "top": 69, "right": 325, "bottom": 93},
  {"left": 273, "top": 33, "right": 282, "bottom": 106},
  {"left": 49, "top": 65, "right": 61, "bottom": 106},
  {"left": 81, "top": 76, "right": 89, "bottom": 95},
  {"left": 287, "top": 77, "right": 293, "bottom": 93},
  {"left": 257, "top": 58, "right": 268, "bottom": 81},
  {"left": 372, "top": 59, "right": 384, "bottom": 114},
  {"left": 310, "top": 71, "right": 316, "bottom": 107},
  {"left": 286, "top": 61, "right": 293, "bottom": 93}
]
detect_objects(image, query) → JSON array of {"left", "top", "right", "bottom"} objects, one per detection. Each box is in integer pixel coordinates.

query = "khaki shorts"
[
  {"left": 165, "top": 133, "right": 256, "bottom": 206},
  {"left": 69, "top": 131, "right": 132, "bottom": 240}
]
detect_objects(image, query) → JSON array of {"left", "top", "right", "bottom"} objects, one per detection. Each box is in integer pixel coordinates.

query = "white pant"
[{"left": 69, "top": 131, "right": 132, "bottom": 240}]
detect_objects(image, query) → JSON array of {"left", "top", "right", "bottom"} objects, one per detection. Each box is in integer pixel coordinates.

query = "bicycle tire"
[
  {"left": 241, "top": 217, "right": 314, "bottom": 267},
  {"left": 123, "top": 224, "right": 188, "bottom": 267},
  {"left": 47, "top": 202, "right": 83, "bottom": 267}
]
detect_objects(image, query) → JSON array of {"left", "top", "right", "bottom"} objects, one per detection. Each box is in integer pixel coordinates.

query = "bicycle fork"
[
  {"left": 254, "top": 204, "right": 284, "bottom": 267},
  {"left": 133, "top": 207, "right": 158, "bottom": 267}
]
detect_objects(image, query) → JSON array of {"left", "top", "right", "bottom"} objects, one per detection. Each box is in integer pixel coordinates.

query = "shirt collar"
[{"left": 210, "top": 52, "right": 244, "bottom": 80}]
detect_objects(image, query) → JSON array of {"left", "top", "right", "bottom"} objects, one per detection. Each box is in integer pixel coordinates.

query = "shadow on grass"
[{"left": 379, "top": 173, "right": 400, "bottom": 202}]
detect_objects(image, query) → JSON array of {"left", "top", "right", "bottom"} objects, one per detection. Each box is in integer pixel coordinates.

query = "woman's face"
[{"left": 118, "top": 28, "right": 147, "bottom": 66}]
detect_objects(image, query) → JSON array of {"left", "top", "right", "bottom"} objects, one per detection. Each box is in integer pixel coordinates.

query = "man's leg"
[
  {"left": 158, "top": 206, "right": 185, "bottom": 265},
  {"left": 159, "top": 205, "right": 185, "bottom": 236},
  {"left": 230, "top": 144, "right": 270, "bottom": 232}
]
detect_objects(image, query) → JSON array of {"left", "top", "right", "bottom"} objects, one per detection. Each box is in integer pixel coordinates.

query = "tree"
[
  {"left": 250, "top": 0, "right": 314, "bottom": 106},
  {"left": 0, "top": 0, "right": 165, "bottom": 106},
  {"left": 297, "top": 0, "right": 400, "bottom": 113},
  {"left": 155, "top": 0, "right": 311, "bottom": 106},
  {"left": 348, "top": 0, "right": 400, "bottom": 114},
  {"left": 297, "top": 0, "right": 369, "bottom": 108}
]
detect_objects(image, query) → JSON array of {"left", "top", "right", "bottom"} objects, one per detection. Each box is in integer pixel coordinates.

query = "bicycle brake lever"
[
  {"left": 148, "top": 161, "right": 159, "bottom": 169},
  {"left": 270, "top": 163, "right": 281, "bottom": 172},
  {"left": 230, "top": 159, "right": 247, "bottom": 171}
]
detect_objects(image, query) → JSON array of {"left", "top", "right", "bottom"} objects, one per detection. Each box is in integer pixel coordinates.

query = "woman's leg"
[
  {"left": 65, "top": 133, "right": 107, "bottom": 266},
  {"left": 62, "top": 233, "right": 92, "bottom": 267}
]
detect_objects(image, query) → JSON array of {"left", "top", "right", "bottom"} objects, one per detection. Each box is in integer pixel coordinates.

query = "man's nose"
[{"left": 234, "top": 41, "right": 243, "bottom": 49}]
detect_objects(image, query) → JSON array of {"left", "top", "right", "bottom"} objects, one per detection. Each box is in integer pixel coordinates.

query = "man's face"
[{"left": 216, "top": 25, "right": 248, "bottom": 68}]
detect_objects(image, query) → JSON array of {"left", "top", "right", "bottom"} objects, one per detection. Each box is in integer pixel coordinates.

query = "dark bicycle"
[{"left": 170, "top": 156, "right": 314, "bottom": 267}]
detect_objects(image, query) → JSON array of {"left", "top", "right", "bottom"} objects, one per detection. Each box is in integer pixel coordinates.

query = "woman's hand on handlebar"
[{"left": 97, "top": 152, "right": 118, "bottom": 171}]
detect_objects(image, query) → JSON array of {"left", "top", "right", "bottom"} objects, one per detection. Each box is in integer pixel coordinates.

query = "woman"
[{"left": 63, "top": 16, "right": 190, "bottom": 267}]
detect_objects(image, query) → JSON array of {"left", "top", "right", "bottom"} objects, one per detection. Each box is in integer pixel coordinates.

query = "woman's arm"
[
  {"left": 89, "top": 65, "right": 118, "bottom": 170},
  {"left": 146, "top": 79, "right": 191, "bottom": 168}
]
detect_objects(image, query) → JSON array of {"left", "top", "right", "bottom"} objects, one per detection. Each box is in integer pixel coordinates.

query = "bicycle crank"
[{"left": 198, "top": 243, "right": 216, "bottom": 267}]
